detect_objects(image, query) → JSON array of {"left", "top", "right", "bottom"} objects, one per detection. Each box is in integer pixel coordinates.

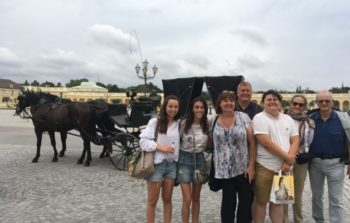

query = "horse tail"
[
  {"left": 69, "top": 102, "right": 108, "bottom": 145},
  {"left": 67, "top": 103, "right": 93, "bottom": 141},
  {"left": 68, "top": 103, "right": 80, "bottom": 130},
  {"left": 88, "top": 104, "right": 114, "bottom": 145}
]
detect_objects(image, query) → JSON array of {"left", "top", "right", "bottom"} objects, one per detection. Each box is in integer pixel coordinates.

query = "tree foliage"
[
  {"left": 65, "top": 78, "right": 89, "bottom": 87},
  {"left": 40, "top": 81, "right": 55, "bottom": 87},
  {"left": 30, "top": 80, "right": 40, "bottom": 86},
  {"left": 329, "top": 87, "right": 350, "bottom": 93}
]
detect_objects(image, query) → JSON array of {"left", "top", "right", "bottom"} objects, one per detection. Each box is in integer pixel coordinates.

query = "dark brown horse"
[
  {"left": 16, "top": 91, "right": 105, "bottom": 166},
  {"left": 30, "top": 92, "right": 118, "bottom": 159}
]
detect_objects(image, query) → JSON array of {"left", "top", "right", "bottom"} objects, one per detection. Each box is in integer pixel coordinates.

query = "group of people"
[{"left": 139, "top": 81, "right": 350, "bottom": 223}]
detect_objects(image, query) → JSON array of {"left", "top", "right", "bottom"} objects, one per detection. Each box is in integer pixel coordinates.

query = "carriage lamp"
[
  {"left": 134, "top": 59, "right": 158, "bottom": 95},
  {"left": 126, "top": 88, "right": 137, "bottom": 104},
  {"left": 126, "top": 88, "right": 137, "bottom": 98}
]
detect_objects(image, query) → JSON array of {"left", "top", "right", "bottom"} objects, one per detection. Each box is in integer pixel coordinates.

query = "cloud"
[
  {"left": 236, "top": 54, "right": 266, "bottom": 70},
  {"left": 184, "top": 55, "right": 210, "bottom": 70},
  {"left": 38, "top": 49, "right": 86, "bottom": 69},
  {"left": 0, "top": 48, "right": 22, "bottom": 66},
  {"left": 88, "top": 24, "right": 137, "bottom": 54},
  {"left": 229, "top": 26, "right": 268, "bottom": 46}
]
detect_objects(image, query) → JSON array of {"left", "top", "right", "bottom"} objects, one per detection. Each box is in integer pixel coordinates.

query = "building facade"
[
  {"left": 0, "top": 79, "right": 22, "bottom": 108},
  {"left": 1, "top": 80, "right": 349, "bottom": 111}
]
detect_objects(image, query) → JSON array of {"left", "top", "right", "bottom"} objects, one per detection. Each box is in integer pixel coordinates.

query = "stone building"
[
  {"left": 23, "top": 81, "right": 137, "bottom": 105},
  {"left": 0, "top": 79, "right": 22, "bottom": 108},
  {"left": 2, "top": 79, "right": 349, "bottom": 112}
]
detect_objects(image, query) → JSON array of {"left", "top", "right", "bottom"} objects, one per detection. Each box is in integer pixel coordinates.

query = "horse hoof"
[
  {"left": 77, "top": 160, "right": 83, "bottom": 164},
  {"left": 84, "top": 162, "right": 90, "bottom": 167},
  {"left": 59, "top": 152, "right": 65, "bottom": 157},
  {"left": 99, "top": 154, "right": 105, "bottom": 159},
  {"left": 32, "top": 158, "right": 38, "bottom": 163},
  {"left": 52, "top": 158, "right": 58, "bottom": 162}
]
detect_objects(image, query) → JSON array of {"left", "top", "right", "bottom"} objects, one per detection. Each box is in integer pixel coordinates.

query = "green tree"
[
  {"left": 31, "top": 80, "right": 40, "bottom": 86},
  {"left": 66, "top": 78, "right": 89, "bottom": 87},
  {"left": 96, "top": 82, "right": 107, "bottom": 88},
  {"left": 40, "top": 81, "right": 55, "bottom": 87},
  {"left": 107, "top": 84, "right": 120, "bottom": 92},
  {"left": 201, "top": 91, "right": 211, "bottom": 101}
]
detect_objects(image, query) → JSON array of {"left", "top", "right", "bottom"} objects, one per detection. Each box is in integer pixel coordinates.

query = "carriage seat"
[
  {"left": 110, "top": 102, "right": 155, "bottom": 128},
  {"left": 108, "top": 103, "right": 128, "bottom": 116},
  {"left": 108, "top": 103, "right": 129, "bottom": 127}
]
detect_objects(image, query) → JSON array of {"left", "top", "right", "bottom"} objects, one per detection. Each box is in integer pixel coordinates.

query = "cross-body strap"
[{"left": 154, "top": 118, "right": 159, "bottom": 141}]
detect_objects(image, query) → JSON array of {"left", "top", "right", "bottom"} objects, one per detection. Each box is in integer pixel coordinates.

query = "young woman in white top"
[
  {"left": 139, "top": 95, "right": 181, "bottom": 223},
  {"left": 177, "top": 97, "right": 209, "bottom": 223}
]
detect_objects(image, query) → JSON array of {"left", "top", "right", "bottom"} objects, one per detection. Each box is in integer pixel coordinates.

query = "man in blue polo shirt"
[{"left": 309, "top": 91, "right": 350, "bottom": 223}]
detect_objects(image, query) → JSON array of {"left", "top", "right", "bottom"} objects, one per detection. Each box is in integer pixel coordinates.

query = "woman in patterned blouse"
[{"left": 212, "top": 91, "right": 256, "bottom": 223}]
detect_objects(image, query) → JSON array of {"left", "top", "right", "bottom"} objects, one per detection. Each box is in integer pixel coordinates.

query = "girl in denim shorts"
[
  {"left": 177, "top": 97, "right": 209, "bottom": 223},
  {"left": 139, "top": 95, "right": 181, "bottom": 223}
]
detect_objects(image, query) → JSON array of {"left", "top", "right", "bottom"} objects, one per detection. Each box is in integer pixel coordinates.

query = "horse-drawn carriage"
[{"left": 15, "top": 75, "right": 244, "bottom": 170}]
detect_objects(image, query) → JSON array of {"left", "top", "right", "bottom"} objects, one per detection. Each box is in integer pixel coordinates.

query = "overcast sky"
[{"left": 1, "top": 0, "right": 350, "bottom": 91}]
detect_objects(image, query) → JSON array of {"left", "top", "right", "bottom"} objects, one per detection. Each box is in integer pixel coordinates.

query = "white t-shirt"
[
  {"left": 140, "top": 117, "right": 180, "bottom": 164},
  {"left": 253, "top": 111, "right": 299, "bottom": 172}
]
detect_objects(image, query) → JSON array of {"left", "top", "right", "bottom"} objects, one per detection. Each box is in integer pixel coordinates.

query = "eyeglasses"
[
  {"left": 292, "top": 102, "right": 305, "bottom": 107},
  {"left": 317, "top": 99, "right": 331, "bottom": 104},
  {"left": 222, "top": 90, "right": 235, "bottom": 94}
]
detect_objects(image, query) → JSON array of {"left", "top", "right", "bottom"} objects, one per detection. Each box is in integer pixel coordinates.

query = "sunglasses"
[
  {"left": 317, "top": 99, "right": 331, "bottom": 104},
  {"left": 292, "top": 102, "right": 305, "bottom": 107},
  {"left": 222, "top": 90, "right": 235, "bottom": 94}
]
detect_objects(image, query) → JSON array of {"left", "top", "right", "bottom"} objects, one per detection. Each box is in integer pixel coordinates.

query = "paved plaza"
[{"left": 0, "top": 109, "right": 349, "bottom": 222}]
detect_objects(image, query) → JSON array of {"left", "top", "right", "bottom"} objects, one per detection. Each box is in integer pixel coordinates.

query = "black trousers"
[{"left": 220, "top": 174, "right": 253, "bottom": 223}]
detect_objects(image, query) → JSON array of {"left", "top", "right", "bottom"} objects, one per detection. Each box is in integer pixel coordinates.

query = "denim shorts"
[
  {"left": 177, "top": 150, "right": 206, "bottom": 184},
  {"left": 146, "top": 160, "right": 177, "bottom": 182}
]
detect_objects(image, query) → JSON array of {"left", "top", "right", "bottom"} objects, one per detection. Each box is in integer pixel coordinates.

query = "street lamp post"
[{"left": 134, "top": 59, "right": 158, "bottom": 96}]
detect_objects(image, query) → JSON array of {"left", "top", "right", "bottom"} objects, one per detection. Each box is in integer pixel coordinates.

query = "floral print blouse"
[{"left": 212, "top": 111, "right": 251, "bottom": 179}]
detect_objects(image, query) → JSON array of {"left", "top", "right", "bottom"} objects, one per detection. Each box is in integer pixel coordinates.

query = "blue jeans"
[
  {"left": 146, "top": 160, "right": 177, "bottom": 182},
  {"left": 309, "top": 157, "right": 345, "bottom": 223},
  {"left": 177, "top": 150, "right": 206, "bottom": 184}
]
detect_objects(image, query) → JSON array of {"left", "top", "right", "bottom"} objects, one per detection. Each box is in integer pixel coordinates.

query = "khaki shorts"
[{"left": 254, "top": 162, "right": 277, "bottom": 204}]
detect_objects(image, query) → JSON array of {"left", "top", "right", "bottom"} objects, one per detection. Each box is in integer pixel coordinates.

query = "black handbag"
[
  {"left": 208, "top": 156, "right": 222, "bottom": 192},
  {"left": 208, "top": 115, "right": 222, "bottom": 192},
  {"left": 296, "top": 152, "right": 314, "bottom": 164}
]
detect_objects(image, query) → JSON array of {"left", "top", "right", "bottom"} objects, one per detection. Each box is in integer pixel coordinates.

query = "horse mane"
[{"left": 36, "top": 91, "right": 72, "bottom": 104}]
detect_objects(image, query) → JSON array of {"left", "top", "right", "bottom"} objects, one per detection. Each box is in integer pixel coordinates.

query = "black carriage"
[
  {"left": 106, "top": 99, "right": 159, "bottom": 170},
  {"left": 106, "top": 75, "right": 244, "bottom": 170}
]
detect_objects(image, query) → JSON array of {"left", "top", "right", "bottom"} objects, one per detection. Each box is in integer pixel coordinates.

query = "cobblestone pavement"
[{"left": 0, "top": 110, "right": 349, "bottom": 223}]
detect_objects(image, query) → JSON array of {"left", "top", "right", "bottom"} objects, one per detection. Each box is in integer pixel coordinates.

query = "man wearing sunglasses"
[{"left": 309, "top": 91, "right": 350, "bottom": 223}]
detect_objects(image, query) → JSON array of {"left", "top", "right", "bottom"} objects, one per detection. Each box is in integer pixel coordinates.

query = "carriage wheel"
[{"left": 108, "top": 132, "right": 140, "bottom": 170}]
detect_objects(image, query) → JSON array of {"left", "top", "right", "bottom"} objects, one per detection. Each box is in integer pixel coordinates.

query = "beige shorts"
[{"left": 254, "top": 162, "right": 277, "bottom": 204}]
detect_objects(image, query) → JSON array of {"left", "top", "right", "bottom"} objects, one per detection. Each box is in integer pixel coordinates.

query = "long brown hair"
[
  {"left": 158, "top": 95, "right": 180, "bottom": 134},
  {"left": 184, "top": 97, "right": 209, "bottom": 135}
]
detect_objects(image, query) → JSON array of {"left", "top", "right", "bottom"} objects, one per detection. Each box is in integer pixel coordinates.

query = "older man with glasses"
[{"left": 309, "top": 91, "right": 350, "bottom": 223}]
